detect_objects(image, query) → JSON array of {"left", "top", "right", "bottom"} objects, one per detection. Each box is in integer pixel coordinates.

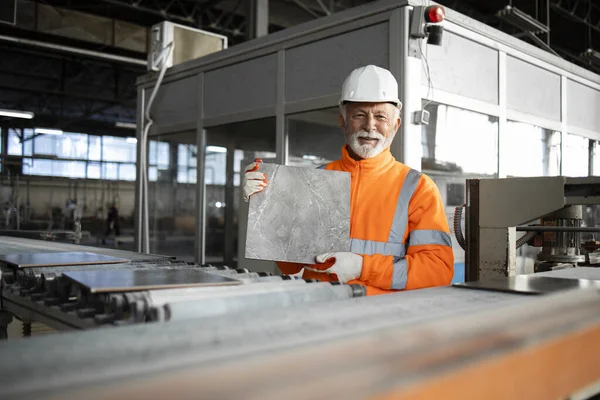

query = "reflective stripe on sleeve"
[
  {"left": 390, "top": 258, "right": 408, "bottom": 290},
  {"left": 408, "top": 229, "right": 452, "bottom": 247},
  {"left": 350, "top": 238, "right": 405, "bottom": 258}
]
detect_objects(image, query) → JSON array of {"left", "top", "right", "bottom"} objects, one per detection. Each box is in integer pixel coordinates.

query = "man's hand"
[
  {"left": 305, "top": 252, "right": 363, "bottom": 283},
  {"left": 242, "top": 158, "right": 267, "bottom": 202}
]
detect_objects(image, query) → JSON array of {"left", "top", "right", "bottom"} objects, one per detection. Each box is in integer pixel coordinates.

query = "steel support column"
[
  {"left": 275, "top": 50, "right": 288, "bottom": 165},
  {"left": 589, "top": 139, "right": 595, "bottom": 177},
  {"left": 560, "top": 75, "right": 568, "bottom": 176},
  {"left": 390, "top": 6, "right": 422, "bottom": 170},
  {"left": 247, "top": 0, "right": 269, "bottom": 40},
  {"left": 134, "top": 86, "right": 146, "bottom": 253},
  {"left": 224, "top": 136, "right": 236, "bottom": 267},
  {"left": 195, "top": 73, "right": 207, "bottom": 265},
  {"left": 498, "top": 51, "right": 508, "bottom": 178}
]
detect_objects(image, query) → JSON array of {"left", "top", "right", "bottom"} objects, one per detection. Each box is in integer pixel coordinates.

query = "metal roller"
[
  {"left": 106, "top": 276, "right": 307, "bottom": 321},
  {"left": 157, "top": 282, "right": 366, "bottom": 322},
  {"left": 143, "top": 278, "right": 311, "bottom": 307}
]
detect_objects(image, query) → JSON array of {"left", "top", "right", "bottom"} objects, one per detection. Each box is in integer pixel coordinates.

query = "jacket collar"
[{"left": 339, "top": 144, "right": 395, "bottom": 174}]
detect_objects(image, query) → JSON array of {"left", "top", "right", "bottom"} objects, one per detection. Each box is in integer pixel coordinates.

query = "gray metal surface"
[
  {"left": 284, "top": 23, "right": 389, "bottom": 102},
  {"left": 532, "top": 267, "right": 600, "bottom": 280},
  {"left": 0, "top": 286, "right": 525, "bottom": 398},
  {"left": 146, "top": 74, "right": 199, "bottom": 128},
  {"left": 62, "top": 268, "right": 241, "bottom": 293},
  {"left": 246, "top": 163, "right": 351, "bottom": 264},
  {"left": 453, "top": 275, "right": 600, "bottom": 294},
  {"left": 0, "top": 251, "right": 127, "bottom": 268},
  {"left": 162, "top": 283, "right": 358, "bottom": 322},
  {"left": 0, "top": 236, "right": 169, "bottom": 262},
  {"left": 204, "top": 53, "right": 277, "bottom": 117}
]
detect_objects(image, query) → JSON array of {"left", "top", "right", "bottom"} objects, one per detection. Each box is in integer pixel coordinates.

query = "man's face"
[{"left": 339, "top": 102, "right": 401, "bottom": 159}]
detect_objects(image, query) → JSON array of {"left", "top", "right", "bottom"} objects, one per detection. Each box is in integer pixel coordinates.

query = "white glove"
[
  {"left": 242, "top": 159, "right": 267, "bottom": 203},
  {"left": 305, "top": 252, "right": 363, "bottom": 283}
]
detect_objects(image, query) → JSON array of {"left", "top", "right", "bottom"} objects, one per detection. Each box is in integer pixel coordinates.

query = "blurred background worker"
[
  {"left": 102, "top": 201, "right": 120, "bottom": 245},
  {"left": 243, "top": 65, "right": 454, "bottom": 296}
]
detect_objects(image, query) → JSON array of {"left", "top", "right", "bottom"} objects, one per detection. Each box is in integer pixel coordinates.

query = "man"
[
  {"left": 103, "top": 201, "right": 120, "bottom": 244},
  {"left": 243, "top": 65, "right": 454, "bottom": 296}
]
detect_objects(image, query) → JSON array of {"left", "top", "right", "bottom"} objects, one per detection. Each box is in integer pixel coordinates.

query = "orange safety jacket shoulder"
[{"left": 277, "top": 145, "right": 454, "bottom": 296}]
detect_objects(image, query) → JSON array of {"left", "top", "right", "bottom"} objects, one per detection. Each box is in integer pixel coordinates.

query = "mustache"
[{"left": 352, "top": 131, "right": 385, "bottom": 140}]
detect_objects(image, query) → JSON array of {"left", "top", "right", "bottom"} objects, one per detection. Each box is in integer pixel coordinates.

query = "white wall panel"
[
  {"left": 507, "top": 56, "right": 561, "bottom": 121},
  {"left": 567, "top": 79, "right": 600, "bottom": 134},
  {"left": 424, "top": 32, "right": 499, "bottom": 105}
]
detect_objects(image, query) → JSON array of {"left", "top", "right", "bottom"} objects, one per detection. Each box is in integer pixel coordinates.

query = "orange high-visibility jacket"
[{"left": 277, "top": 145, "right": 454, "bottom": 296}]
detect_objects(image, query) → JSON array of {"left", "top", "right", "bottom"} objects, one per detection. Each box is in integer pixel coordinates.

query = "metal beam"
[
  {"left": 0, "top": 34, "right": 146, "bottom": 66},
  {"left": 247, "top": 0, "right": 269, "bottom": 39},
  {"left": 0, "top": 83, "right": 135, "bottom": 106}
]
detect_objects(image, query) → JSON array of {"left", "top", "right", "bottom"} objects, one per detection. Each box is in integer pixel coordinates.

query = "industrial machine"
[
  {"left": 1, "top": 230, "right": 600, "bottom": 399},
  {"left": 0, "top": 236, "right": 365, "bottom": 338},
  {"left": 460, "top": 176, "right": 600, "bottom": 281}
]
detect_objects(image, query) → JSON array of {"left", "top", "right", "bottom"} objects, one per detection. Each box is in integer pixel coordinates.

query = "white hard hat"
[{"left": 339, "top": 65, "right": 402, "bottom": 110}]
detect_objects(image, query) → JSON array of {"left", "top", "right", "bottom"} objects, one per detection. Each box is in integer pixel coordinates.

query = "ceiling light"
[
  {"left": 496, "top": 5, "right": 549, "bottom": 34},
  {"left": 206, "top": 146, "right": 227, "bottom": 153},
  {"left": 116, "top": 122, "right": 137, "bottom": 129},
  {"left": 580, "top": 48, "right": 600, "bottom": 68},
  {"left": 35, "top": 128, "right": 63, "bottom": 135},
  {"left": 0, "top": 109, "right": 34, "bottom": 119},
  {"left": 126, "top": 137, "right": 138, "bottom": 144}
]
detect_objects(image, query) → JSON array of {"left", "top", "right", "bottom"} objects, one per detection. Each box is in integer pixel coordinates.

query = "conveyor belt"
[
  {"left": 0, "top": 285, "right": 527, "bottom": 398},
  {"left": 0, "top": 236, "right": 169, "bottom": 262}
]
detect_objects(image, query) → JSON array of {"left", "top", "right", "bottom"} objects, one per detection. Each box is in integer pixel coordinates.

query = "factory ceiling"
[{"left": 0, "top": 0, "right": 598, "bottom": 136}]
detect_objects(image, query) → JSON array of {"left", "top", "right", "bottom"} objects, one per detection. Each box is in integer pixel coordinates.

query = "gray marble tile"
[{"left": 245, "top": 163, "right": 350, "bottom": 264}]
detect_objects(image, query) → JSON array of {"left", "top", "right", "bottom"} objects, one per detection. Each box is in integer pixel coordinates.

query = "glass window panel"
[
  {"left": 149, "top": 140, "right": 169, "bottom": 168},
  {"left": 545, "top": 130, "right": 561, "bottom": 176},
  {"left": 58, "top": 132, "right": 88, "bottom": 159},
  {"left": 23, "top": 158, "right": 51, "bottom": 175},
  {"left": 102, "top": 162, "right": 119, "bottom": 180},
  {"left": 54, "top": 160, "right": 86, "bottom": 178},
  {"left": 423, "top": 104, "right": 498, "bottom": 176},
  {"left": 563, "top": 133, "right": 589, "bottom": 177},
  {"left": 33, "top": 133, "right": 55, "bottom": 156},
  {"left": 119, "top": 163, "right": 136, "bottom": 181},
  {"left": 8, "top": 129, "right": 22, "bottom": 155},
  {"left": 234, "top": 150, "right": 244, "bottom": 174},
  {"left": 23, "top": 129, "right": 34, "bottom": 156},
  {"left": 102, "top": 136, "right": 136, "bottom": 162},
  {"left": 88, "top": 135, "right": 101, "bottom": 160},
  {"left": 148, "top": 166, "right": 157, "bottom": 181},
  {"left": 87, "top": 163, "right": 101, "bottom": 179},
  {"left": 287, "top": 108, "right": 344, "bottom": 168},
  {"left": 502, "top": 121, "right": 561, "bottom": 177},
  {"left": 178, "top": 144, "right": 189, "bottom": 167},
  {"left": 34, "top": 132, "right": 87, "bottom": 159},
  {"left": 188, "top": 168, "right": 197, "bottom": 184},
  {"left": 205, "top": 152, "right": 226, "bottom": 185},
  {"left": 177, "top": 167, "right": 188, "bottom": 183}
]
